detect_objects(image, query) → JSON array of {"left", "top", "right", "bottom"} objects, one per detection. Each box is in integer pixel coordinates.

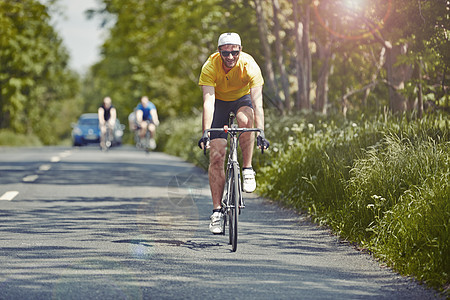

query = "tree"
[
  {"left": 85, "top": 0, "right": 233, "bottom": 119},
  {"left": 254, "top": 0, "right": 282, "bottom": 111},
  {"left": 309, "top": 0, "right": 448, "bottom": 115},
  {"left": 85, "top": 0, "right": 448, "bottom": 119},
  {"left": 0, "top": 0, "right": 79, "bottom": 144},
  {"left": 292, "top": 0, "right": 311, "bottom": 111},
  {"left": 272, "top": 0, "right": 291, "bottom": 111}
]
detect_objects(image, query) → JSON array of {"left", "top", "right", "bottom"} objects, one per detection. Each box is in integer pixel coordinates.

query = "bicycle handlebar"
[{"left": 201, "top": 126, "right": 266, "bottom": 155}]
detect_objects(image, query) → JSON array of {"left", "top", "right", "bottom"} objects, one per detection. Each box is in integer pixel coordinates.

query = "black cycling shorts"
[{"left": 210, "top": 94, "right": 253, "bottom": 140}]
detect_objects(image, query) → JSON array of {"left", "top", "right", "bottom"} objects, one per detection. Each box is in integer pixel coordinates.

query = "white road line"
[
  {"left": 22, "top": 175, "right": 39, "bottom": 182},
  {"left": 59, "top": 151, "right": 72, "bottom": 158},
  {"left": 48, "top": 151, "right": 72, "bottom": 164},
  {"left": 0, "top": 191, "right": 19, "bottom": 201},
  {"left": 50, "top": 156, "right": 60, "bottom": 163},
  {"left": 39, "top": 164, "right": 52, "bottom": 171}
]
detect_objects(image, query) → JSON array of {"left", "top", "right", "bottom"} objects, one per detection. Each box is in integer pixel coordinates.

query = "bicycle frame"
[
  {"left": 225, "top": 123, "right": 243, "bottom": 209},
  {"left": 135, "top": 121, "right": 153, "bottom": 152}
]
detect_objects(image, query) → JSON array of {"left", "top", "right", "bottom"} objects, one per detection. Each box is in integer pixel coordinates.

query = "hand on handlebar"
[
  {"left": 257, "top": 135, "right": 270, "bottom": 151},
  {"left": 198, "top": 136, "right": 210, "bottom": 154}
]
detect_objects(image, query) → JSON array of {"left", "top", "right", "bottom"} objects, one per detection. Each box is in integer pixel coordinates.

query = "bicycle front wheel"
[
  {"left": 228, "top": 163, "right": 240, "bottom": 252},
  {"left": 106, "top": 127, "right": 113, "bottom": 149},
  {"left": 145, "top": 130, "right": 151, "bottom": 152}
]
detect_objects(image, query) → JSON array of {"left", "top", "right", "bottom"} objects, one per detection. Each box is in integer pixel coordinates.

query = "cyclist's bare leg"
[
  {"left": 236, "top": 106, "right": 255, "bottom": 168},
  {"left": 148, "top": 123, "right": 156, "bottom": 138},
  {"left": 139, "top": 121, "right": 147, "bottom": 138},
  {"left": 100, "top": 124, "right": 107, "bottom": 148},
  {"left": 106, "top": 123, "right": 113, "bottom": 146},
  {"left": 209, "top": 138, "right": 227, "bottom": 210}
]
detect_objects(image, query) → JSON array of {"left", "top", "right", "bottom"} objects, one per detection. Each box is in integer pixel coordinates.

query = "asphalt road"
[{"left": 0, "top": 146, "right": 443, "bottom": 299}]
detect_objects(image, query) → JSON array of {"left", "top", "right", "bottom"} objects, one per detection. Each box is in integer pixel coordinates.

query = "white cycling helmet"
[{"left": 218, "top": 33, "right": 241, "bottom": 47}]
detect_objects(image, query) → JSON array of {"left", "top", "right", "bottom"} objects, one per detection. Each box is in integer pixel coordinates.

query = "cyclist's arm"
[
  {"left": 250, "top": 86, "right": 264, "bottom": 131},
  {"left": 109, "top": 107, "right": 117, "bottom": 126},
  {"left": 98, "top": 107, "right": 106, "bottom": 126},
  {"left": 150, "top": 109, "right": 159, "bottom": 126},
  {"left": 201, "top": 85, "right": 215, "bottom": 132},
  {"left": 135, "top": 109, "right": 143, "bottom": 124}
]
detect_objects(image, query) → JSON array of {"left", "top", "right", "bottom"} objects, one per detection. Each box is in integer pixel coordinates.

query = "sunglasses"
[{"left": 220, "top": 50, "right": 240, "bottom": 57}]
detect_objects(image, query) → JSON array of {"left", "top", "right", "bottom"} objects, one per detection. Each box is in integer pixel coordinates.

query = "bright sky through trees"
[
  {"left": 342, "top": 0, "right": 365, "bottom": 12},
  {"left": 49, "top": 0, "right": 105, "bottom": 73}
]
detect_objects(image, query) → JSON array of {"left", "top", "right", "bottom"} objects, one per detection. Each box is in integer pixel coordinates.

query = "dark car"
[{"left": 71, "top": 113, "right": 125, "bottom": 147}]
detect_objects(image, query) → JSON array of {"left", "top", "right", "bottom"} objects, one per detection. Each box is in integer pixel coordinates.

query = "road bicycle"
[
  {"left": 202, "top": 112, "right": 266, "bottom": 252},
  {"left": 135, "top": 121, "right": 156, "bottom": 153},
  {"left": 101, "top": 124, "right": 114, "bottom": 151}
]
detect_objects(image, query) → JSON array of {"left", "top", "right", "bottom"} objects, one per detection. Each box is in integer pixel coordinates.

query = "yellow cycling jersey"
[{"left": 198, "top": 52, "right": 264, "bottom": 102}]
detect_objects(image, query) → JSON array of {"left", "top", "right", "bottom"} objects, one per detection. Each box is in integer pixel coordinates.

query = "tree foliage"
[
  {"left": 83, "top": 0, "right": 268, "bottom": 120},
  {"left": 84, "top": 0, "right": 448, "bottom": 120},
  {"left": 0, "top": 0, "right": 447, "bottom": 144},
  {"left": 0, "top": 0, "right": 79, "bottom": 144}
]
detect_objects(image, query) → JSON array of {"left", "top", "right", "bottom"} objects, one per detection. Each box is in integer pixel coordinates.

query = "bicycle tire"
[
  {"left": 230, "top": 163, "right": 240, "bottom": 252},
  {"left": 145, "top": 130, "right": 151, "bottom": 153},
  {"left": 106, "top": 127, "right": 113, "bottom": 149},
  {"left": 222, "top": 209, "right": 226, "bottom": 236},
  {"left": 134, "top": 130, "right": 141, "bottom": 148},
  {"left": 227, "top": 164, "right": 234, "bottom": 245}
]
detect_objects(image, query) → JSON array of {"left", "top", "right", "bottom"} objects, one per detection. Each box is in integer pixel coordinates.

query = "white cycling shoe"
[
  {"left": 209, "top": 211, "right": 224, "bottom": 234},
  {"left": 149, "top": 138, "right": 156, "bottom": 150},
  {"left": 242, "top": 168, "right": 256, "bottom": 193}
]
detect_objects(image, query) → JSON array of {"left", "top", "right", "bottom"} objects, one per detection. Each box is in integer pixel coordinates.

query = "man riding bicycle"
[
  {"left": 135, "top": 96, "right": 159, "bottom": 150},
  {"left": 98, "top": 96, "right": 117, "bottom": 150},
  {"left": 198, "top": 32, "right": 270, "bottom": 234}
]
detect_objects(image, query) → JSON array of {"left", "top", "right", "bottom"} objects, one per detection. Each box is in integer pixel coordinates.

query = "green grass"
[
  {"left": 350, "top": 135, "right": 449, "bottom": 288},
  {"left": 257, "top": 112, "right": 449, "bottom": 293}
]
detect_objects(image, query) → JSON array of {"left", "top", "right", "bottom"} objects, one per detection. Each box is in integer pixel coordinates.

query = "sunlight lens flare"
[{"left": 313, "top": 0, "right": 392, "bottom": 40}]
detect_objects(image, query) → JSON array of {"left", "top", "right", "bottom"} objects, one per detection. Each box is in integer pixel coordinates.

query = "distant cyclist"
[
  {"left": 135, "top": 96, "right": 159, "bottom": 150},
  {"left": 98, "top": 96, "right": 117, "bottom": 150},
  {"left": 198, "top": 32, "right": 269, "bottom": 234}
]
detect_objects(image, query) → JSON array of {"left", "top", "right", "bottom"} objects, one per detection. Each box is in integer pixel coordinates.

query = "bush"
[
  {"left": 157, "top": 115, "right": 209, "bottom": 170},
  {"left": 0, "top": 129, "right": 42, "bottom": 147}
]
